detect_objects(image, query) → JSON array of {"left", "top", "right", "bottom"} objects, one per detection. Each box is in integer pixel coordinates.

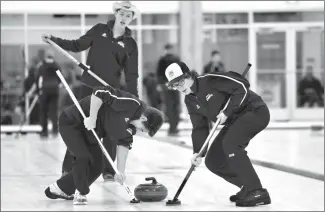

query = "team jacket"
[
  {"left": 64, "top": 85, "right": 145, "bottom": 149},
  {"left": 185, "top": 71, "right": 266, "bottom": 154},
  {"left": 36, "top": 60, "right": 61, "bottom": 92},
  {"left": 50, "top": 20, "right": 139, "bottom": 96}
]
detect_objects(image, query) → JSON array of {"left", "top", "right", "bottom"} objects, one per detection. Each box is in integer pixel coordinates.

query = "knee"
[
  {"left": 222, "top": 142, "right": 236, "bottom": 157},
  {"left": 75, "top": 154, "right": 94, "bottom": 166},
  {"left": 204, "top": 155, "right": 225, "bottom": 176},
  {"left": 205, "top": 158, "right": 226, "bottom": 177},
  {"left": 222, "top": 141, "right": 248, "bottom": 160}
]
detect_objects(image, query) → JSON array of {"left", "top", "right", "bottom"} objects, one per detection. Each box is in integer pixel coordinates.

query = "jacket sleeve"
[
  {"left": 93, "top": 85, "right": 141, "bottom": 111},
  {"left": 207, "top": 72, "right": 250, "bottom": 117},
  {"left": 117, "top": 136, "right": 133, "bottom": 150},
  {"left": 50, "top": 24, "right": 99, "bottom": 52},
  {"left": 124, "top": 39, "right": 139, "bottom": 97},
  {"left": 185, "top": 99, "right": 210, "bottom": 156}
]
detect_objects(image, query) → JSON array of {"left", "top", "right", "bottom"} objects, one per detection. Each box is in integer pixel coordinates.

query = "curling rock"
[{"left": 134, "top": 177, "right": 168, "bottom": 202}]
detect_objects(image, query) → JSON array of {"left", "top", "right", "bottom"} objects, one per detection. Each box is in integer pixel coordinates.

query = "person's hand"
[
  {"left": 41, "top": 34, "right": 52, "bottom": 43},
  {"left": 114, "top": 172, "right": 126, "bottom": 185},
  {"left": 83, "top": 116, "right": 96, "bottom": 130},
  {"left": 216, "top": 111, "right": 228, "bottom": 124},
  {"left": 191, "top": 153, "right": 203, "bottom": 167}
]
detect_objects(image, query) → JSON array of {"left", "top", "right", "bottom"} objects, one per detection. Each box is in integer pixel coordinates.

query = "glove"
[
  {"left": 41, "top": 34, "right": 52, "bottom": 43},
  {"left": 114, "top": 172, "right": 126, "bottom": 185},
  {"left": 191, "top": 153, "right": 203, "bottom": 167},
  {"left": 83, "top": 116, "right": 96, "bottom": 130},
  {"left": 216, "top": 111, "right": 228, "bottom": 125}
]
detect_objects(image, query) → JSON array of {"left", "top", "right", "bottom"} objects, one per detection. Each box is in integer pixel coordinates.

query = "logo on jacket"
[
  {"left": 126, "top": 128, "right": 133, "bottom": 135},
  {"left": 196, "top": 104, "right": 200, "bottom": 109},
  {"left": 206, "top": 94, "right": 213, "bottom": 101},
  {"left": 102, "top": 33, "right": 107, "bottom": 37},
  {"left": 125, "top": 118, "right": 129, "bottom": 122},
  {"left": 168, "top": 71, "right": 174, "bottom": 78},
  {"left": 117, "top": 41, "right": 125, "bottom": 48}
]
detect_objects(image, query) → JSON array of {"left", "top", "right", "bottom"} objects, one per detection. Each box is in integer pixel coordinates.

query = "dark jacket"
[
  {"left": 203, "top": 61, "right": 225, "bottom": 74},
  {"left": 36, "top": 60, "right": 61, "bottom": 92},
  {"left": 156, "top": 54, "right": 180, "bottom": 84},
  {"left": 63, "top": 85, "right": 145, "bottom": 149},
  {"left": 50, "top": 20, "right": 139, "bottom": 96},
  {"left": 298, "top": 77, "right": 324, "bottom": 97},
  {"left": 185, "top": 71, "right": 266, "bottom": 154}
]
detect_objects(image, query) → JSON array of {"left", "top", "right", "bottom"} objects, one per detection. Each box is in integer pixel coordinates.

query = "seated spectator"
[
  {"left": 203, "top": 50, "right": 225, "bottom": 74},
  {"left": 298, "top": 65, "right": 324, "bottom": 107}
]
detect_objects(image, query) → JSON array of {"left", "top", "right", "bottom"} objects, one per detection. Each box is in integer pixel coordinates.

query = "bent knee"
[{"left": 75, "top": 154, "right": 94, "bottom": 165}]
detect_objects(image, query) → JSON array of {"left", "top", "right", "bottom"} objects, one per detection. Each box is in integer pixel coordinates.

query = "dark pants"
[
  {"left": 162, "top": 85, "right": 180, "bottom": 133},
  {"left": 39, "top": 90, "right": 59, "bottom": 135},
  {"left": 57, "top": 112, "right": 103, "bottom": 195},
  {"left": 205, "top": 106, "right": 270, "bottom": 192},
  {"left": 61, "top": 85, "right": 116, "bottom": 175}
]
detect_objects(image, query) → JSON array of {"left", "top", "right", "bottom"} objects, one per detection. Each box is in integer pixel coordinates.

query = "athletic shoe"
[
  {"left": 236, "top": 188, "right": 271, "bottom": 207},
  {"left": 45, "top": 182, "right": 74, "bottom": 200},
  {"left": 230, "top": 186, "right": 246, "bottom": 202},
  {"left": 73, "top": 190, "right": 88, "bottom": 205}
]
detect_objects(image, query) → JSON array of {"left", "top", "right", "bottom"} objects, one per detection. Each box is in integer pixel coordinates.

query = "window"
[
  {"left": 27, "top": 14, "right": 81, "bottom": 26},
  {"left": 85, "top": 14, "right": 137, "bottom": 26},
  {"left": 254, "top": 11, "right": 324, "bottom": 23},
  {"left": 204, "top": 13, "right": 248, "bottom": 25},
  {"left": 142, "top": 14, "right": 179, "bottom": 25},
  {"left": 1, "top": 14, "right": 24, "bottom": 26}
]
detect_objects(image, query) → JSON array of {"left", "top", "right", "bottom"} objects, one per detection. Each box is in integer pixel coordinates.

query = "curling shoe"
[
  {"left": 45, "top": 182, "right": 74, "bottom": 200},
  {"left": 230, "top": 186, "right": 246, "bottom": 202},
  {"left": 236, "top": 188, "right": 271, "bottom": 207}
]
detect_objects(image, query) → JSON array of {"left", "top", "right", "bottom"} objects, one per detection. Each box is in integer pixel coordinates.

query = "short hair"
[
  {"left": 211, "top": 50, "right": 220, "bottom": 56},
  {"left": 164, "top": 44, "right": 173, "bottom": 50},
  {"left": 143, "top": 107, "right": 164, "bottom": 137}
]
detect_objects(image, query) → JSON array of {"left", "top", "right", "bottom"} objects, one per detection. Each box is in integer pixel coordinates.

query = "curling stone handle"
[{"left": 145, "top": 177, "right": 157, "bottom": 184}]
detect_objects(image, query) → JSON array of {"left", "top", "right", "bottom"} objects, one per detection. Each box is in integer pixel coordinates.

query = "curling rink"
[{"left": 1, "top": 127, "right": 324, "bottom": 211}]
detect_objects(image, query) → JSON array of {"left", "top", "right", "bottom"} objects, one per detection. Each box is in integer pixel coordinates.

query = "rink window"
[
  {"left": 27, "top": 14, "right": 81, "bottom": 26},
  {"left": 254, "top": 11, "right": 324, "bottom": 23},
  {"left": 85, "top": 14, "right": 137, "bottom": 26},
  {"left": 141, "top": 14, "right": 179, "bottom": 26},
  {"left": 203, "top": 13, "right": 248, "bottom": 25},
  {"left": 1, "top": 14, "right": 24, "bottom": 26}
]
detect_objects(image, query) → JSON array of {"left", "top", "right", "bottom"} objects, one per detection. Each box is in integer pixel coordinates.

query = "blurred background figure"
[
  {"left": 60, "top": 71, "right": 83, "bottom": 110},
  {"left": 298, "top": 65, "right": 324, "bottom": 107},
  {"left": 0, "top": 1, "right": 324, "bottom": 133},
  {"left": 143, "top": 72, "right": 162, "bottom": 110},
  {"left": 156, "top": 44, "right": 181, "bottom": 136},
  {"left": 36, "top": 49, "right": 61, "bottom": 139},
  {"left": 22, "top": 49, "right": 45, "bottom": 125},
  {"left": 203, "top": 50, "right": 225, "bottom": 74}
]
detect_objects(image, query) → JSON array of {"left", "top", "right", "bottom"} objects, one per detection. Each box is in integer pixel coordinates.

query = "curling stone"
[{"left": 134, "top": 177, "right": 168, "bottom": 202}]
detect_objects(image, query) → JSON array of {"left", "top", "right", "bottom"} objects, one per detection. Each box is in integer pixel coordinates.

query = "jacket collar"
[
  {"left": 190, "top": 76, "right": 199, "bottom": 95},
  {"left": 107, "top": 19, "right": 132, "bottom": 38}
]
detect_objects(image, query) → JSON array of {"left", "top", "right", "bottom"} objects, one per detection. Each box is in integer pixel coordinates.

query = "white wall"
[
  {"left": 202, "top": 1, "right": 324, "bottom": 13},
  {"left": 1, "top": 29, "right": 82, "bottom": 45},
  {"left": 1, "top": 1, "right": 179, "bottom": 14}
]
